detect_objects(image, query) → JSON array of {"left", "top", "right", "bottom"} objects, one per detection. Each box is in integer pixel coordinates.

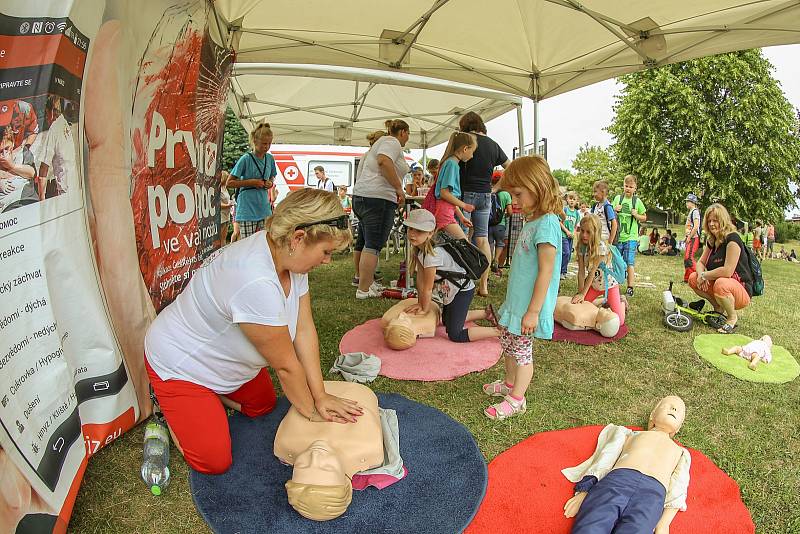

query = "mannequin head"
[
  {"left": 285, "top": 440, "right": 352, "bottom": 521},
  {"left": 760, "top": 335, "right": 772, "bottom": 347},
  {"left": 385, "top": 313, "right": 418, "bottom": 350},
  {"left": 647, "top": 396, "right": 686, "bottom": 437},
  {"left": 595, "top": 308, "right": 621, "bottom": 338}
]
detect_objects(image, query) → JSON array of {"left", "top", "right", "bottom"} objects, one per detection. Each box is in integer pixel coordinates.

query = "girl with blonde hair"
[
  {"left": 423, "top": 131, "right": 477, "bottom": 239},
  {"left": 481, "top": 156, "right": 562, "bottom": 420},
  {"left": 144, "top": 188, "right": 361, "bottom": 476},
  {"left": 688, "top": 203, "right": 753, "bottom": 333},
  {"left": 573, "top": 214, "right": 626, "bottom": 326},
  {"left": 228, "top": 122, "right": 277, "bottom": 239}
]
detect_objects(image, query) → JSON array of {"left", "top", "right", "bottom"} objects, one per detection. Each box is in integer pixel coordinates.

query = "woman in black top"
[
  {"left": 688, "top": 203, "right": 752, "bottom": 333},
  {"left": 458, "top": 112, "right": 511, "bottom": 296}
]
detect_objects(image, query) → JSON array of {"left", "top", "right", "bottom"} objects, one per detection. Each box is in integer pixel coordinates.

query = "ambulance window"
[{"left": 307, "top": 160, "right": 352, "bottom": 188}]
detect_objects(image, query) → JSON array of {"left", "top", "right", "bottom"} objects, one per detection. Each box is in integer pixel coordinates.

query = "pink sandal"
[
  {"left": 484, "top": 395, "right": 527, "bottom": 420},
  {"left": 482, "top": 380, "right": 512, "bottom": 397}
]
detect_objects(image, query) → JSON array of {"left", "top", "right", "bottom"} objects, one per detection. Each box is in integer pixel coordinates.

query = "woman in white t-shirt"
[
  {"left": 352, "top": 119, "right": 410, "bottom": 299},
  {"left": 144, "top": 188, "right": 362, "bottom": 474}
]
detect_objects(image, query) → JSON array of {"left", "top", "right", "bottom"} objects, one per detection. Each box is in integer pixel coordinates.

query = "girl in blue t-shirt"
[
  {"left": 482, "top": 156, "right": 562, "bottom": 420},
  {"left": 425, "top": 132, "right": 476, "bottom": 239},
  {"left": 229, "top": 122, "right": 278, "bottom": 239}
]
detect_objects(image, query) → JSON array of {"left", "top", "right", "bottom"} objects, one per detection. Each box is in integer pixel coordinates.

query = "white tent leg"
[
  {"left": 533, "top": 98, "right": 540, "bottom": 156},
  {"left": 515, "top": 103, "right": 524, "bottom": 159}
]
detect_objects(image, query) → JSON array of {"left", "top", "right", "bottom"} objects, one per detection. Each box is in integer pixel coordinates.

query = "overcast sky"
[{"left": 411, "top": 44, "right": 800, "bottom": 213}]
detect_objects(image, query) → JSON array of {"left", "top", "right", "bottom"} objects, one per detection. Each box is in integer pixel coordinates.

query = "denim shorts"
[
  {"left": 616, "top": 240, "right": 637, "bottom": 266},
  {"left": 461, "top": 191, "right": 492, "bottom": 238},
  {"left": 488, "top": 224, "right": 508, "bottom": 248},
  {"left": 352, "top": 195, "right": 397, "bottom": 255}
]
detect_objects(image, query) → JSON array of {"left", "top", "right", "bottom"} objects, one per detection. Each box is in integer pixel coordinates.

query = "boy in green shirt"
[
  {"left": 560, "top": 191, "right": 580, "bottom": 280},
  {"left": 612, "top": 175, "right": 647, "bottom": 297}
]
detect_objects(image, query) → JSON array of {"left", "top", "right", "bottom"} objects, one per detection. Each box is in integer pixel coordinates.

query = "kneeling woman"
[
  {"left": 688, "top": 203, "right": 752, "bottom": 333},
  {"left": 144, "top": 189, "right": 363, "bottom": 474},
  {"left": 403, "top": 209, "right": 500, "bottom": 343}
]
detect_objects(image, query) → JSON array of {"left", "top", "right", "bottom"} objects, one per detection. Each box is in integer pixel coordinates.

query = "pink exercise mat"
[
  {"left": 550, "top": 322, "right": 629, "bottom": 345},
  {"left": 339, "top": 318, "right": 502, "bottom": 381}
]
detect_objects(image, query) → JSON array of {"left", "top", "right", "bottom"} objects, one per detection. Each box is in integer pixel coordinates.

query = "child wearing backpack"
[
  {"left": 574, "top": 214, "right": 626, "bottom": 326},
  {"left": 402, "top": 209, "right": 500, "bottom": 343},
  {"left": 560, "top": 191, "right": 580, "bottom": 279},
  {"left": 611, "top": 175, "right": 647, "bottom": 296},
  {"left": 481, "top": 156, "right": 562, "bottom": 421},
  {"left": 591, "top": 180, "right": 618, "bottom": 244},
  {"left": 422, "top": 132, "right": 476, "bottom": 239},
  {"left": 684, "top": 193, "right": 702, "bottom": 282}
]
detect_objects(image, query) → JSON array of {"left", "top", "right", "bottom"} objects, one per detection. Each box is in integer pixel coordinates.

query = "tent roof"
[
  {"left": 218, "top": 0, "right": 800, "bottom": 99},
  {"left": 229, "top": 63, "right": 522, "bottom": 148}
]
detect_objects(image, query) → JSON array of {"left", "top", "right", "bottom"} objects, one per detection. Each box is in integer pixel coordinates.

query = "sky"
[{"left": 409, "top": 44, "right": 800, "bottom": 214}]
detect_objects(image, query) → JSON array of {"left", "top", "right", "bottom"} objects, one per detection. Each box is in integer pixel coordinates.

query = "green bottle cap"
[{"left": 151, "top": 485, "right": 162, "bottom": 496}]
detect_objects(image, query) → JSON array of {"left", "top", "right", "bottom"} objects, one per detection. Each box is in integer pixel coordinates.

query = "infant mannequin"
[
  {"left": 562, "top": 396, "right": 691, "bottom": 534},
  {"left": 381, "top": 298, "right": 440, "bottom": 350},
  {"left": 274, "top": 381, "right": 384, "bottom": 521},
  {"left": 554, "top": 296, "right": 620, "bottom": 338},
  {"left": 722, "top": 335, "right": 772, "bottom": 370}
]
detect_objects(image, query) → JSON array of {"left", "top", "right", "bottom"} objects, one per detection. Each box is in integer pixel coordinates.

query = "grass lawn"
[{"left": 69, "top": 250, "right": 800, "bottom": 533}]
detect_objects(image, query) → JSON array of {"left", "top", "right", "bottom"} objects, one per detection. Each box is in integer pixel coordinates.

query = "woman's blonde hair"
[
  {"left": 498, "top": 156, "right": 562, "bottom": 219},
  {"left": 266, "top": 188, "right": 351, "bottom": 249},
  {"left": 385, "top": 119, "right": 409, "bottom": 136},
  {"left": 578, "top": 214, "right": 603, "bottom": 265},
  {"left": 250, "top": 122, "right": 273, "bottom": 148},
  {"left": 440, "top": 132, "right": 477, "bottom": 163},
  {"left": 285, "top": 480, "right": 352, "bottom": 521},
  {"left": 703, "top": 203, "right": 737, "bottom": 248},
  {"left": 366, "top": 130, "right": 386, "bottom": 146}
]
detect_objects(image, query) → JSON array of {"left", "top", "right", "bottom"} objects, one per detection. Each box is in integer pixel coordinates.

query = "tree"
[
  {"left": 552, "top": 168, "right": 573, "bottom": 187},
  {"left": 568, "top": 144, "right": 621, "bottom": 204},
  {"left": 609, "top": 49, "right": 800, "bottom": 222},
  {"left": 222, "top": 107, "right": 249, "bottom": 171}
]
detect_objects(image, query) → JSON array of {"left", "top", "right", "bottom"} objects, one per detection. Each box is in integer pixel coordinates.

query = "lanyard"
[{"left": 248, "top": 153, "right": 267, "bottom": 179}]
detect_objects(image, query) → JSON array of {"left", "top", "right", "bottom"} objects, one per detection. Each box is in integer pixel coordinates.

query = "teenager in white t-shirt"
[{"left": 144, "top": 189, "right": 362, "bottom": 474}]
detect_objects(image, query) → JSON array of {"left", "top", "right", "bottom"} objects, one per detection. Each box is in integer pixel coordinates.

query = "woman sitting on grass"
[{"left": 688, "top": 203, "right": 753, "bottom": 333}]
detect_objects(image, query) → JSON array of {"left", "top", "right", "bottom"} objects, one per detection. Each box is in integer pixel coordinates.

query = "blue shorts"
[
  {"left": 461, "top": 191, "right": 492, "bottom": 238},
  {"left": 487, "top": 224, "right": 508, "bottom": 249},
  {"left": 352, "top": 195, "right": 397, "bottom": 255},
  {"left": 616, "top": 240, "right": 637, "bottom": 267},
  {"left": 572, "top": 468, "right": 666, "bottom": 534}
]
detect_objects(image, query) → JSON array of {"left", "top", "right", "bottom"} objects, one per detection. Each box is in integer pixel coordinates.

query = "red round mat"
[
  {"left": 466, "top": 425, "right": 754, "bottom": 534},
  {"left": 339, "top": 318, "right": 501, "bottom": 381},
  {"left": 551, "top": 323, "right": 629, "bottom": 345}
]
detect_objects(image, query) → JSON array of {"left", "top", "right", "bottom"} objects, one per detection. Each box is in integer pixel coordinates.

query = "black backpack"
[
  {"left": 433, "top": 232, "right": 489, "bottom": 290},
  {"left": 488, "top": 192, "right": 503, "bottom": 227}
]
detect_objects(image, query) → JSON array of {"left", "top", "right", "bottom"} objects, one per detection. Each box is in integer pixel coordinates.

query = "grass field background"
[{"left": 69, "top": 243, "right": 800, "bottom": 533}]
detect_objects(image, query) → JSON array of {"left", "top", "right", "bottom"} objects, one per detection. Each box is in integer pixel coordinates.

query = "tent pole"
[
  {"left": 515, "top": 103, "right": 524, "bottom": 159},
  {"left": 421, "top": 131, "right": 428, "bottom": 168},
  {"left": 533, "top": 97, "right": 540, "bottom": 157}
]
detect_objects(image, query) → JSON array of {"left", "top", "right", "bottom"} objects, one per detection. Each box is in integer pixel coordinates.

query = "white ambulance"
[{"left": 270, "top": 144, "right": 419, "bottom": 203}]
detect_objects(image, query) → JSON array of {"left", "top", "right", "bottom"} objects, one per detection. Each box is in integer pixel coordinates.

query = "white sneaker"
[
  {"left": 369, "top": 281, "right": 385, "bottom": 291},
  {"left": 356, "top": 286, "right": 383, "bottom": 299}
]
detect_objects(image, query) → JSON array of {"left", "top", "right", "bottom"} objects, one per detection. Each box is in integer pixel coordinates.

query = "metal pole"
[
  {"left": 533, "top": 97, "right": 540, "bottom": 156},
  {"left": 421, "top": 131, "right": 428, "bottom": 168},
  {"left": 515, "top": 103, "right": 524, "bottom": 159}
]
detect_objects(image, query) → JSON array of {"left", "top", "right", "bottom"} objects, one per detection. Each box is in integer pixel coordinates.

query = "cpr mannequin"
[
  {"left": 562, "top": 396, "right": 691, "bottom": 534},
  {"left": 554, "top": 296, "right": 621, "bottom": 338},
  {"left": 722, "top": 335, "right": 773, "bottom": 370},
  {"left": 274, "top": 381, "right": 384, "bottom": 521},
  {"left": 381, "top": 298, "right": 440, "bottom": 350}
]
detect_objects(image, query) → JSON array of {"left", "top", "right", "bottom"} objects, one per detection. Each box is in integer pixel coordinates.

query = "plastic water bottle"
[{"left": 141, "top": 414, "right": 170, "bottom": 495}]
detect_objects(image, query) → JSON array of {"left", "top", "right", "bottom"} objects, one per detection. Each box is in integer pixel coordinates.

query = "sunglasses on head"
[{"left": 296, "top": 214, "right": 349, "bottom": 231}]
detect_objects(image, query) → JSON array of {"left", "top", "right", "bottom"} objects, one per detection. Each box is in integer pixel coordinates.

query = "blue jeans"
[
  {"left": 561, "top": 237, "right": 573, "bottom": 274},
  {"left": 488, "top": 224, "right": 508, "bottom": 249},
  {"left": 352, "top": 196, "right": 397, "bottom": 255},
  {"left": 461, "top": 192, "right": 492, "bottom": 238},
  {"left": 615, "top": 240, "right": 637, "bottom": 266},
  {"left": 442, "top": 287, "right": 475, "bottom": 343}
]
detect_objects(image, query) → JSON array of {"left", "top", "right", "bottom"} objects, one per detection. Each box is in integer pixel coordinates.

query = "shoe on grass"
[
  {"left": 356, "top": 286, "right": 383, "bottom": 299},
  {"left": 626, "top": 286, "right": 634, "bottom": 297}
]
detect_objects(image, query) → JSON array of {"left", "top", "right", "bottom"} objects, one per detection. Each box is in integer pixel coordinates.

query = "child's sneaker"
[
  {"left": 484, "top": 395, "right": 526, "bottom": 420},
  {"left": 626, "top": 286, "right": 634, "bottom": 297},
  {"left": 482, "top": 379, "right": 511, "bottom": 397}
]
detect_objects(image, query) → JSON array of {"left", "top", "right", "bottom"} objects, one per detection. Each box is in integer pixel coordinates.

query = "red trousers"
[
  {"left": 144, "top": 357, "right": 277, "bottom": 474},
  {"left": 684, "top": 236, "right": 700, "bottom": 282}
]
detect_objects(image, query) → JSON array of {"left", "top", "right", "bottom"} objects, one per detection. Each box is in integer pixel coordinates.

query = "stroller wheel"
[{"left": 664, "top": 312, "right": 692, "bottom": 332}]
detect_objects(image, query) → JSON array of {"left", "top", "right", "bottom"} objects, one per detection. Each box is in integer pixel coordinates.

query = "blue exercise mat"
[{"left": 190, "top": 393, "right": 487, "bottom": 534}]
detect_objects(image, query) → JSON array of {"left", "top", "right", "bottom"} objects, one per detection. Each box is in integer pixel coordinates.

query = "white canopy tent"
[
  {"left": 216, "top": 0, "right": 800, "bottom": 145},
  {"left": 229, "top": 63, "right": 524, "bottom": 151}
]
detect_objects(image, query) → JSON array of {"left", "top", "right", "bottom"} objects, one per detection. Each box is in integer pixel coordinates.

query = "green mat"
[{"left": 694, "top": 334, "right": 800, "bottom": 384}]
